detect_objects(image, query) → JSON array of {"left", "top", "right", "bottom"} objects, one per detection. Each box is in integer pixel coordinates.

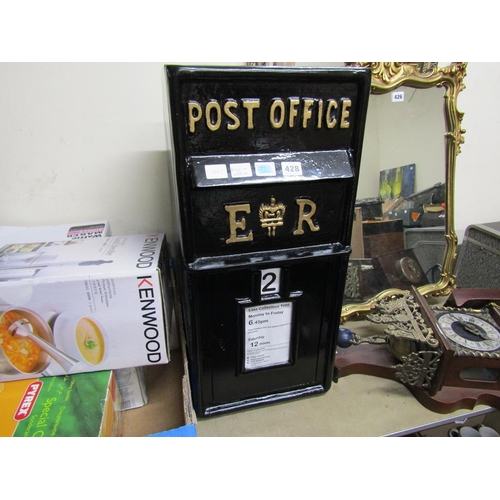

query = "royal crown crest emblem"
[{"left": 259, "top": 197, "right": 286, "bottom": 237}]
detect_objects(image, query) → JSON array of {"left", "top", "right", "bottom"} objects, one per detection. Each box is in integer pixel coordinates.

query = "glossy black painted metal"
[{"left": 165, "top": 65, "right": 370, "bottom": 417}]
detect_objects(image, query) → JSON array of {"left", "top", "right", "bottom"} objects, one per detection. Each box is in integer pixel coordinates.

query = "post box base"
[{"left": 203, "top": 384, "right": 326, "bottom": 417}]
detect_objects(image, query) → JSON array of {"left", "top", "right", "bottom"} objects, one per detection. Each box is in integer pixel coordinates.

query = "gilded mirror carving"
[{"left": 341, "top": 62, "right": 467, "bottom": 322}]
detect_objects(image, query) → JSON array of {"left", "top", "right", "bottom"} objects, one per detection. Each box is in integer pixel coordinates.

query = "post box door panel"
[{"left": 190, "top": 257, "right": 343, "bottom": 412}]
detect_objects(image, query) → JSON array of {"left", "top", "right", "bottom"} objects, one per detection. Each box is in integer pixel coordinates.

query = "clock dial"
[
  {"left": 396, "top": 256, "right": 423, "bottom": 284},
  {"left": 437, "top": 312, "right": 500, "bottom": 351}
]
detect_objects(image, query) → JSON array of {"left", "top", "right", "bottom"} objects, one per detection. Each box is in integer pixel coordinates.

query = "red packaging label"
[{"left": 14, "top": 381, "right": 43, "bottom": 421}]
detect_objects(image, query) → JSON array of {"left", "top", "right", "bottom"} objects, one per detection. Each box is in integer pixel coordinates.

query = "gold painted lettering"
[
  {"left": 325, "top": 99, "right": 338, "bottom": 129},
  {"left": 225, "top": 204, "right": 254, "bottom": 244},
  {"left": 269, "top": 99, "right": 285, "bottom": 129},
  {"left": 187, "top": 96, "right": 352, "bottom": 133},
  {"left": 293, "top": 199, "right": 320, "bottom": 235},
  {"left": 206, "top": 100, "right": 222, "bottom": 131},
  {"left": 224, "top": 100, "right": 241, "bottom": 130},
  {"left": 302, "top": 99, "right": 314, "bottom": 128},
  {"left": 242, "top": 99, "right": 260, "bottom": 130},
  {"left": 188, "top": 101, "right": 202, "bottom": 133},
  {"left": 288, "top": 97, "right": 300, "bottom": 128},
  {"left": 316, "top": 99, "right": 324, "bottom": 129},
  {"left": 340, "top": 98, "right": 351, "bottom": 129}
]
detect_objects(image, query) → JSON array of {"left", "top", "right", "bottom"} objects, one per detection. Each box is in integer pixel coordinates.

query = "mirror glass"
[
  {"left": 344, "top": 84, "right": 447, "bottom": 304},
  {"left": 341, "top": 62, "right": 467, "bottom": 321}
]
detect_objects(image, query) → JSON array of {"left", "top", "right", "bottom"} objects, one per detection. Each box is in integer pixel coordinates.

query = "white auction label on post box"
[
  {"left": 229, "top": 162, "right": 252, "bottom": 178},
  {"left": 204, "top": 163, "right": 228, "bottom": 179},
  {"left": 244, "top": 301, "right": 293, "bottom": 370}
]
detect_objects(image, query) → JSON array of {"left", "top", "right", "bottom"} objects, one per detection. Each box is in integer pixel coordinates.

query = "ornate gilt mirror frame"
[{"left": 341, "top": 62, "right": 467, "bottom": 322}]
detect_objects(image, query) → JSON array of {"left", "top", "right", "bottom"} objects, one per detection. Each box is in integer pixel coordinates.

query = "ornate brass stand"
[
  {"left": 335, "top": 291, "right": 500, "bottom": 413},
  {"left": 341, "top": 292, "right": 442, "bottom": 389}
]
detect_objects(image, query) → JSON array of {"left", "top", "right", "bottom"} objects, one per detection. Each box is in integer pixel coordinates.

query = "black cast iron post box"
[{"left": 164, "top": 65, "right": 370, "bottom": 417}]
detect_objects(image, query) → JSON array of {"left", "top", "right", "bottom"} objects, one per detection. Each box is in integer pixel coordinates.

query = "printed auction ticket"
[{"left": 244, "top": 302, "right": 293, "bottom": 370}]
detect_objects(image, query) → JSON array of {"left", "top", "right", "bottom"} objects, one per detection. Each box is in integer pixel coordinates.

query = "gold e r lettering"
[{"left": 225, "top": 204, "right": 254, "bottom": 244}]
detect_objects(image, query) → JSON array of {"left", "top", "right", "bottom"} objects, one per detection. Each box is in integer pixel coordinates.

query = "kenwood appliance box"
[{"left": 0, "top": 234, "right": 171, "bottom": 383}]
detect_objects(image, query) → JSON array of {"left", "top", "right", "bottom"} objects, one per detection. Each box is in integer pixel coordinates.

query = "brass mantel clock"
[
  {"left": 336, "top": 287, "right": 500, "bottom": 412},
  {"left": 435, "top": 310, "right": 500, "bottom": 353},
  {"left": 420, "top": 294, "right": 500, "bottom": 394}
]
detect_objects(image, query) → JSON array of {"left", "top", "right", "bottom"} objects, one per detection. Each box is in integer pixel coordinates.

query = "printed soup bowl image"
[
  {"left": 54, "top": 313, "right": 107, "bottom": 366},
  {"left": 0, "top": 307, "right": 53, "bottom": 375}
]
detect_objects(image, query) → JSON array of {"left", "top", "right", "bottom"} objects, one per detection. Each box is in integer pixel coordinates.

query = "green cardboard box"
[{"left": 0, "top": 370, "right": 122, "bottom": 437}]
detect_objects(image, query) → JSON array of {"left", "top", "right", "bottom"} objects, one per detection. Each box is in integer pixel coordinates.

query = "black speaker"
[
  {"left": 404, "top": 226, "right": 445, "bottom": 283},
  {"left": 455, "top": 221, "right": 500, "bottom": 289}
]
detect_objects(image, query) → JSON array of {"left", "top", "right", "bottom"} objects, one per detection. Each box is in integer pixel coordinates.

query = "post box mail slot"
[
  {"left": 186, "top": 149, "right": 356, "bottom": 265},
  {"left": 165, "top": 65, "right": 370, "bottom": 416}
]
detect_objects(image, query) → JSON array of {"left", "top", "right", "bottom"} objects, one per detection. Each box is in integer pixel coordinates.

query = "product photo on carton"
[{"left": 0, "top": 233, "right": 171, "bottom": 383}]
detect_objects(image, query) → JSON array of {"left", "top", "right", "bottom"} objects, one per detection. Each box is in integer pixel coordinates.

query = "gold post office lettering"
[{"left": 187, "top": 97, "right": 352, "bottom": 133}]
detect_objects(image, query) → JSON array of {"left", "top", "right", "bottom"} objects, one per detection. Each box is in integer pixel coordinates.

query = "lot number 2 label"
[{"left": 261, "top": 268, "right": 280, "bottom": 295}]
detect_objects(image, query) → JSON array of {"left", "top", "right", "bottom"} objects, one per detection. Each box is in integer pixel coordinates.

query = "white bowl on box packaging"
[{"left": 54, "top": 312, "right": 108, "bottom": 367}]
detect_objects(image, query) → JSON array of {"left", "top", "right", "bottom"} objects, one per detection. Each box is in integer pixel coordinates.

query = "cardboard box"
[
  {"left": 0, "top": 234, "right": 171, "bottom": 383},
  {"left": 0, "top": 221, "right": 111, "bottom": 244},
  {"left": 350, "top": 207, "right": 364, "bottom": 259},
  {"left": 122, "top": 309, "right": 197, "bottom": 437},
  {"left": 0, "top": 222, "right": 149, "bottom": 410},
  {"left": 0, "top": 370, "right": 122, "bottom": 437}
]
